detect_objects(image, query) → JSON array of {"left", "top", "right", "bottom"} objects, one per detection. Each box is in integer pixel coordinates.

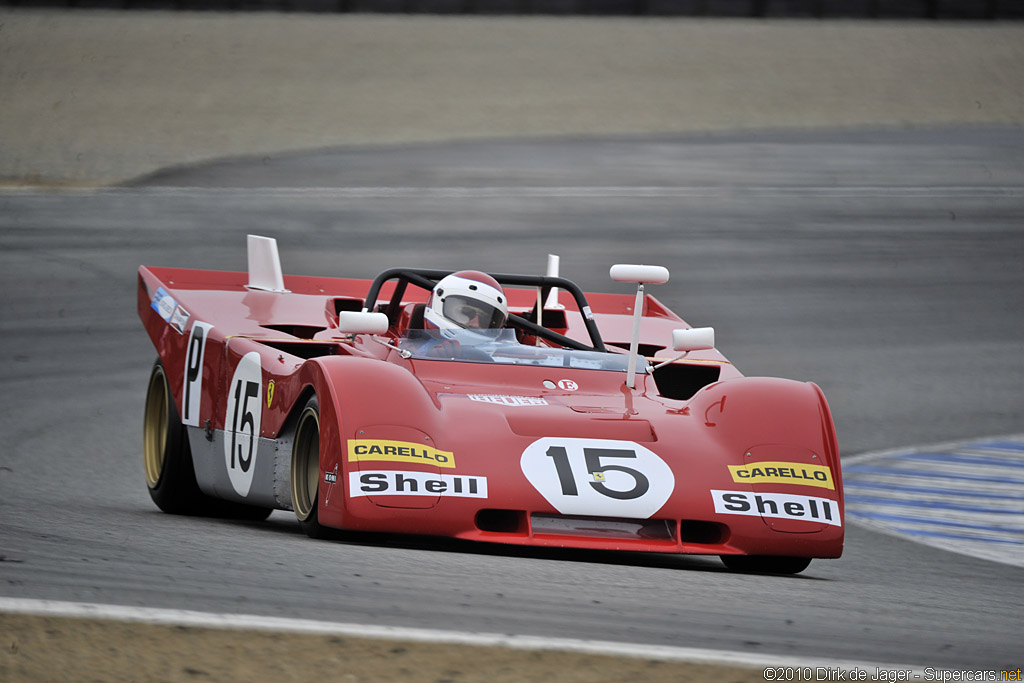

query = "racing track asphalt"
[{"left": 1, "top": 127, "right": 1022, "bottom": 678}]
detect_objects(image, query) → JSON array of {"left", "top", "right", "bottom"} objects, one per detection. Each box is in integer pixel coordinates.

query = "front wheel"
[
  {"left": 720, "top": 555, "right": 812, "bottom": 575},
  {"left": 291, "top": 394, "right": 333, "bottom": 538}
]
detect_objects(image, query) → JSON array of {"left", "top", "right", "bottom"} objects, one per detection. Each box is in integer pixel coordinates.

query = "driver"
[
  {"left": 412, "top": 270, "right": 508, "bottom": 358},
  {"left": 424, "top": 270, "right": 508, "bottom": 331}
]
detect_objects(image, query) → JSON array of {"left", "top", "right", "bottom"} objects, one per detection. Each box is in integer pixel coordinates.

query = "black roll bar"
[{"left": 363, "top": 267, "right": 606, "bottom": 352}]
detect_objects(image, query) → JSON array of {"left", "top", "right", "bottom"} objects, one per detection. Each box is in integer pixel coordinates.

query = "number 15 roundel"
[
  {"left": 520, "top": 437, "right": 675, "bottom": 518},
  {"left": 224, "top": 352, "right": 263, "bottom": 497}
]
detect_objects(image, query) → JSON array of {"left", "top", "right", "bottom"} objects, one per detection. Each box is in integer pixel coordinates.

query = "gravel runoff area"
[
  {"left": 1, "top": 9, "right": 1023, "bottom": 186},
  {"left": 2, "top": 612, "right": 781, "bottom": 682},
  {"left": 1, "top": 9, "right": 1022, "bottom": 682}
]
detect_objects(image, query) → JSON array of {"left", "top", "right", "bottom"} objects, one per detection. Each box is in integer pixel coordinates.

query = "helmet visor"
[{"left": 442, "top": 295, "right": 506, "bottom": 329}]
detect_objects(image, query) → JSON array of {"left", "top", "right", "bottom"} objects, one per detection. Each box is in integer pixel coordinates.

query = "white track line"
[
  {"left": 0, "top": 597, "right": 928, "bottom": 675},
  {"left": 2, "top": 186, "right": 1023, "bottom": 199}
]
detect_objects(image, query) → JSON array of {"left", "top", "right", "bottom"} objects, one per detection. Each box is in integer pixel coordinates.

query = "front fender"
[
  {"left": 298, "top": 355, "right": 444, "bottom": 527},
  {"left": 686, "top": 377, "right": 843, "bottom": 551},
  {"left": 688, "top": 377, "right": 839, "bottom": 465}
]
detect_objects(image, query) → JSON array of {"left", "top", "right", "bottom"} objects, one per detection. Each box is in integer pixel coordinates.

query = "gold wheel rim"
[
  {"left": 143, "top": 367, "right": 169, "bottom": 489},
  {"left": 291, "top": 405, "right": 320, "bottom": 521}
]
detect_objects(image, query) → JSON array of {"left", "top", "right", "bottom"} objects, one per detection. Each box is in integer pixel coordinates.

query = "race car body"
[{"left": 138, "top": 236, "right": 843, "bottom": 573}]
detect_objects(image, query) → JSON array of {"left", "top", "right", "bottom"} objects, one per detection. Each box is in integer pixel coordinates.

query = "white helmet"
[{"left": 424, "top": 270, "right": 508, "bottom": 332}]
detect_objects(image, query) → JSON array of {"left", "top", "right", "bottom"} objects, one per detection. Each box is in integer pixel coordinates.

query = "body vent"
[
  {"left": 476, "top": 509, "right": 527, "bottom": 534},
  {"left": 652, "top": 363, "right": 721, "bottom": 400},
  {"left": 531, "top": 514, "right": 675, "bottom": 541},
  {"left": 258, "top": 340, "right": 339, "bottom": 360},
  {"left": 608, "top": 341, "right": 664, "bottom": 357},
  {"left": 679, "top": 520, "right": 728, "bottom": 545}
]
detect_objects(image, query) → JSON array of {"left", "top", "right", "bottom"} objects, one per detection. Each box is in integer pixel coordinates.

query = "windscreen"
[{"left": 400, "top": 329, "right": 643, "bottom": 374}]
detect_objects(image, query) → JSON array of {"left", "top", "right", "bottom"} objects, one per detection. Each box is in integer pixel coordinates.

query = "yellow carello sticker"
[
  {"left": 728, "top": 461, "right": 835, "bottom": 490},
  {"left": 348, "top": 439, "right": 455, "bottom": 469}
]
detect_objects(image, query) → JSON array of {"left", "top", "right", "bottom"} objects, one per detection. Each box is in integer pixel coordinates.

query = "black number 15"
[
  {"left": 545, "top": 446, "right": 650, "bottom": 500},
  {"left": 230, "top": 380, "right": 259, "bottom": 472}
]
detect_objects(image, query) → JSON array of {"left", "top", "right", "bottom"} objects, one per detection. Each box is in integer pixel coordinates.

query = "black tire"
[
  {"left": 720, "top": 555, "right": 812, "bottom": 575},
  {"left": 291, "top": 394, "right": 334, "bottom": 538},
  {"left": 144, "top": 360, "right": 271, "bottom": 521},
  {"left": 144, "top": 360, "right": 206, "bottom": 515}
]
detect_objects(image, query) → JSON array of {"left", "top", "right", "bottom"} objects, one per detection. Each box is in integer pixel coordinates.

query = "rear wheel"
[
  {"left": 144, "top": 359, "right": 270, "bottom": 520},
  {"left": 291, "top": 394, "right": 333, "bottom": 538},
  {"left": 720, "top": 555, "right": 812, "bottom": 575},
  {"left": 144, "top": 360, "right": 206, "bottom": 515}
]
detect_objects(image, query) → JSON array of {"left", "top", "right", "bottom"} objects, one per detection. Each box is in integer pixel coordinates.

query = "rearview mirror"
[
  {"left": 672, "top": 327, "right": 715, "bottom": 352},
  {"left": 337, "top": 311, "right": 390, "bottom": 335},
  {"left": 610, "top": 263, "right": 671, "bottom": 389}
]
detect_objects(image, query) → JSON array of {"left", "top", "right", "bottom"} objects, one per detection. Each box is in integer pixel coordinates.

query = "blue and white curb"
[{"left": 843, "top": 435, "right": 1024, "bottom": 568}]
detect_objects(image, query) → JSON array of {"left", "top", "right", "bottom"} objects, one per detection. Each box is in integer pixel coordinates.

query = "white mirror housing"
[
  {"left": 672, "top": 327, "right": 715, "bottom": 352},
  {"left": 609, "top": 264, "right": 670, "bottom": 285},
  {"left": 337, "top": 311, "right": 390, "bottom": 335}
]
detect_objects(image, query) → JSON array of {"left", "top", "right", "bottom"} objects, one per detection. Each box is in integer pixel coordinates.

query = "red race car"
[{"left": 138, "top": 236, "right": 843, "bottom": 574}]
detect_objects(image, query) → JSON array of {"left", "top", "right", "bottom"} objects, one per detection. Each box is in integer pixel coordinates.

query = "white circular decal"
[
  {"left": 556, "top": 379, "right": 579, "bottom": 391},
  {"left": 224, "top": 352, "right": 263, "bottom": 497},
  {"left": 520, "top": 437, "right": 675, "bottom": 518}
]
